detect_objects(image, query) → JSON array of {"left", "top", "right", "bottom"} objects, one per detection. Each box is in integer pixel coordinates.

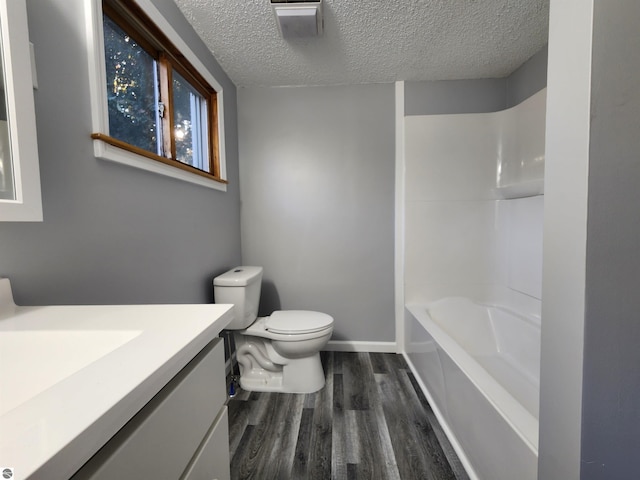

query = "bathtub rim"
[
  {"left": 427, "top": 295, "right": 542, "bottom": 331},
  {"left": 406, "top": 303, "right": 539, "bottom": 455}
]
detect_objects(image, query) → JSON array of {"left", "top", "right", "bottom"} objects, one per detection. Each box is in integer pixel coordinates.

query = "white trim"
[
  {"left": 324, "top": 341, "right": 397, "bottom": 353},
  {"left": 0, "top": 0, "right": 43, "bottom": 221},
  {"left": 403, "top": 352, "right": 479, "bottom": 480},
  {"left": 538, "top": 1, "right": 593, "bottom": 477},
  {"left": 84, "top": 0, "right": 227, "bottom": 191},
  {"left": 394, "top": 81, "right": 406, "bottom": 352},
  {"left": 93, "top": 141, "right": 227, "bottom": 191}
]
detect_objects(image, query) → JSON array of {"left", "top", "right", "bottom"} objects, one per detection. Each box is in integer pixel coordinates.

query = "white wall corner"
[{"left": 538, "top": 1, "right": 594, "bottom": 478}]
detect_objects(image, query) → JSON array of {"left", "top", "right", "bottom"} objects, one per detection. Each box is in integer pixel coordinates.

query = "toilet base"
[
  {"left": 238, "top": 351, "right": 326, "bottom": 394},
  {"left": 239, "top": 370, "right": 283, "bottom": 392}
]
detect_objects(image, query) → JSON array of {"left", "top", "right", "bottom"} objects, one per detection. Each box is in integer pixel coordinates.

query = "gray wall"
[
  {"left": 238, "top": 84, "right": 395, "bottom": 343},
  {"left": 405, "top": 45, "right": 548, "bottom": 115},
  {"left": 506, "top": 45, "right": 548, "bottom": 107},
  {"left": 0, "top": 0, "right": 241, "bottom": 305},
  {"left": 539, "top": 1, "right": 640, "bottom": 477},
  {"left": 581, "top": 0, "right": 640, "bottom": 477},
  {"left": 405, "top": 78, "right": 507, "bottom": 115}
]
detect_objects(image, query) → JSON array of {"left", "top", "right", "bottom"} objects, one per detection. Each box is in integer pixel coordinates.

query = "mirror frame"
[{"left": 0, "top": 0, "right": 42, "bottom": 221}]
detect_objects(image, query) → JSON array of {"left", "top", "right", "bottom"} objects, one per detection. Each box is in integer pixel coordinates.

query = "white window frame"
[
  {"left": 0, "top": 0, "right": 43, "bottom": 221},
  {"left": 85, "top": 0, "right": 227, "bottom": 192}
]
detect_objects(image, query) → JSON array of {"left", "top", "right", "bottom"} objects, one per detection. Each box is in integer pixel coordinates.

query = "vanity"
[{"left": 0, "top": 278, "right": 234, "bottom": 480}]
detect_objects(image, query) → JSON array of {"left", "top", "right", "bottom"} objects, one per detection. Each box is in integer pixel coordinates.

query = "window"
[
  {"left": 86, "top": 0, "right": 227, "bottom": 190},
  {"left": 103, "top": 13, "right": 159, "bottom": 154}
]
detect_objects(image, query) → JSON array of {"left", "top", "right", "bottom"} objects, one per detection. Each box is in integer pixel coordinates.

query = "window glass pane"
[
  {"left": 172, "top": 71, "right": 209, "bottom": 172},
  {"left": 103, "top": 15, "right": 159, "bottom": 154}
]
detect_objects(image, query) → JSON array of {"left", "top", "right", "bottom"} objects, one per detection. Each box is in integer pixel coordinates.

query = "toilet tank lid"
[
  {"left": 266, "top": 310, "right": 334, "bottom": 334},
  {"left": 213, "top": 266, "right": 263, "bottom": 286}
]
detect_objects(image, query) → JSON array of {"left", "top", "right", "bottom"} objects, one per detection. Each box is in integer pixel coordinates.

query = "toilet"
[{"left": 214, "top": 266, "right": 334, "bottom": 394}]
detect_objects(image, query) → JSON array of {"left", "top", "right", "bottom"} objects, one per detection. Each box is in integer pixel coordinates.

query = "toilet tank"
[{"left": 213, "top": 266, "right": 263, "bottom": 330}]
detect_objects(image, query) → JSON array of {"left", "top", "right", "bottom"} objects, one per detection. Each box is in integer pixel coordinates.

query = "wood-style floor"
[{"left": 227, "top": 351, "right": 469, "bottom": 480}]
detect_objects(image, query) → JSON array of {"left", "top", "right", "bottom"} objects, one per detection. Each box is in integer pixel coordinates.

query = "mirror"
[{"left": 0, "top": 0, "right": 42, "bottom": 221}]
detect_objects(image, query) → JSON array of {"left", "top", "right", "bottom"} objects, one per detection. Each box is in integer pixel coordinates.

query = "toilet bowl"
[{"left": 214, "top": 267, "right": 334, "bottom": 394}]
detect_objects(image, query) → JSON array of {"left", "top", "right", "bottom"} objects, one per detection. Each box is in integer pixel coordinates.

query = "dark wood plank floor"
[{"left": 227, "top": 352, "right": 469, "bottom": 480}]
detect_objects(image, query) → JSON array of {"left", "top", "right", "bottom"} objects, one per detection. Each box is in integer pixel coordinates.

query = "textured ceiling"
[{"left": 173, "top": 0, "right": 549, "bottom": 87}]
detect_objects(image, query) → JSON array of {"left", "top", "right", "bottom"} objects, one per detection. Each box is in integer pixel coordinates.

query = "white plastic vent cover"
[{"left": 271, "top": 1, "right": 323, "bottom": 38}]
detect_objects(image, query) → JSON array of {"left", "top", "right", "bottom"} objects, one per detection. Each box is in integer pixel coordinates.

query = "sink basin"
[
  {"left": 0, "top": 278, "right": 234, "bottom": 480},
  {"left": 0, "top": 330, "right": 141, "bottom": 415}
]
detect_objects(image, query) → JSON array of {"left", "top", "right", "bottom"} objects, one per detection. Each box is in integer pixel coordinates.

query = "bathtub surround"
[
  {"left": 400, "top": 87, "right": 546, "bottom": 479},
  {"left": 403, "top": 90, "right": 546, "bottom": 310},
  {"left": 397, "top": 48, "right": 545, "bottom": 357},
  {"left": 0, "top": 0, "right": 241, "bottom": 305}
]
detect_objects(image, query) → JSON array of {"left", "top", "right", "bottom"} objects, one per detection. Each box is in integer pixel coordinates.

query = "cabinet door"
[
  {"left": 181, "top": 407, "right": 230, "bottom": 480},
  {"left": 72, "top": 338, "right": 226, "bottom": 480}
]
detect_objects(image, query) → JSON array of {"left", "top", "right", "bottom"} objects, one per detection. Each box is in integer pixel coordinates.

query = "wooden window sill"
[{"left": 91, "top": 133, "right": 228, "bottom": 191}]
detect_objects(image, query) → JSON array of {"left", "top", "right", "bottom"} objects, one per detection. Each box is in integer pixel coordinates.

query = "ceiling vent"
[{"left": 270, "top": 0, "right": 323, "bottom": 38}]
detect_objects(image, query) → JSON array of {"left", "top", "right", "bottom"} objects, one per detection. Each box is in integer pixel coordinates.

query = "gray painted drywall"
[
  {"left": 405, "top": 45, "right": 548, "bottom": 115},
  {"left": 539, "top": 1, "right": 640, "bottom": 478},
  {"left": 404, "top": 78, "right": 507, "bottom": 115},
  {"left": 580, "top": 0, "right": 640, "bottom": 477},
  {"left": 506, "top": 45, "right": 548, "bottom": 108},
  {"left": 238, "top": 84, "right": 395, "bottom": 343},
  {"left": 0, "top": 0, "right": 241, "bottom": 305}
]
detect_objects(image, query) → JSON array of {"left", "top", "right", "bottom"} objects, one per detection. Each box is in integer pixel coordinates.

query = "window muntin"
[{"left": 95, "top": 0, "right": 224, "bottom": 183}]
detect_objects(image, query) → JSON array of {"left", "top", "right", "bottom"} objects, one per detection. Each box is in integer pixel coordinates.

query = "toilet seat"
[{"left": 266, "top": 310, "right": 334, "bottom": 335}]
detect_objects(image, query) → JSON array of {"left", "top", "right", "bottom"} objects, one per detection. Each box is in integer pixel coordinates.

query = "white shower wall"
[
  {"left": 404, "top": 89, "right": 546, "bottom": 315},
  {"left": 507, "top": 196, "right": 544, "bottom": 301}
]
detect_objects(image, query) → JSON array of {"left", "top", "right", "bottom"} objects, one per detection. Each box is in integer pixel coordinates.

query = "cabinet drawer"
[
  {"left": 72, "top": 337, "right": 226, "bottom": 480},
  {"left": 181, "top": 407, "right": 230, "bottom": 480}
]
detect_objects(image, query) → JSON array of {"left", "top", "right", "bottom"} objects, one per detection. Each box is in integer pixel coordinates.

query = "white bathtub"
[{"left": 405, "top": 297, "right": 540, "bottom": 480}]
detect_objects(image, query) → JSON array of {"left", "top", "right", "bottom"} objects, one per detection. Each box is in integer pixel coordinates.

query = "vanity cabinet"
[{"left": 71, "top": 338, "right": 230, "bottom": 480}]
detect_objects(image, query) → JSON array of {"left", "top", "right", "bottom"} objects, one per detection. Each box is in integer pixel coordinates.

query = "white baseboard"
[{"left": 324, "top": 340, "right": 397, "bottom": 353}]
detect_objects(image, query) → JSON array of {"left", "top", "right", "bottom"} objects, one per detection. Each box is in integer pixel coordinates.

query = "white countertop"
[{"left": 0, "top": 284, "right": 234, "bottom": 480}]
